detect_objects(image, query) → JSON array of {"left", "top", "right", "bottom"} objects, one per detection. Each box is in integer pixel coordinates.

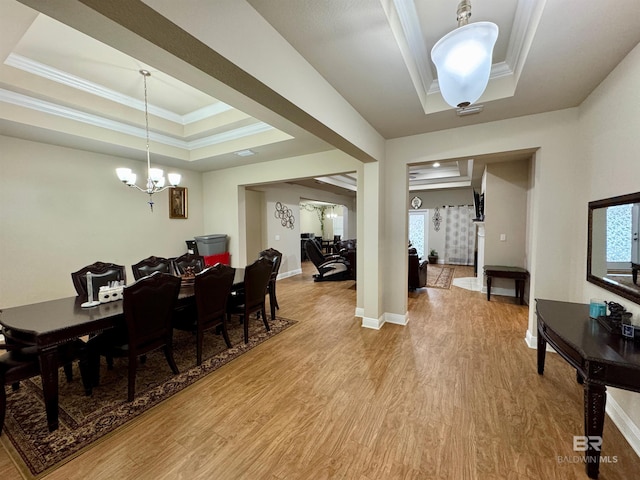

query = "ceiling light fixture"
[
  {"left": 433, "top": 162, "right": 441, "bottom": 168},
  {"left": 431, "top": 0, "right": 498, "bottom": 108},
  {"left": 116, "top": 70, "right": 181, "bottom": 211},
  {"left": 234, "top": 149, "right": 256, "bottom": 157},
  {"left": 456, "top": 104, "right": 484, "bottom": 116}
]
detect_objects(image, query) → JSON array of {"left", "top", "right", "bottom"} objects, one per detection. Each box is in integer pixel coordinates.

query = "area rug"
[
  {"left": 1, "top": 316, "right": 297, "bottom": 479},
  {"left": 427, "top": 265, "right": 455, "bottom": 289}
]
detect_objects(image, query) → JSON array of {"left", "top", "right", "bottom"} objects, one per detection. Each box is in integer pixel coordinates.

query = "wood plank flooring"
[{"left": 1, "top": 263, "right": 639, "bottom": 479}]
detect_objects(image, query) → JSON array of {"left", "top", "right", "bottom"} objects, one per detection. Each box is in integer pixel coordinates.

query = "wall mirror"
[{"left": 587, "top": 191, "right": 640, "bottom": 305}]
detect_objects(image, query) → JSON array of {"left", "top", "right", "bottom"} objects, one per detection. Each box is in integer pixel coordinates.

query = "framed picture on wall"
[{"left": 169, "top": 187, "right": 188, "bottom": 219}]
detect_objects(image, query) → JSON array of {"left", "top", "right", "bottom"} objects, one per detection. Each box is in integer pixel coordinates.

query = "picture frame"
[{"left": 169, "top": 187, "right": 188, "bottom": 219}]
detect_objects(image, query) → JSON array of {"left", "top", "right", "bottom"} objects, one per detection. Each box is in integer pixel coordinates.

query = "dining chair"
[
  {"left": 258, "top": 248, "right": 282, "bottom": 320},
  {"left": 0, "top": 337, "right": 89, "bottom": 434},
  {"left": 173, "top": 264, "right": 236, "bottom": 365},
  {"left": 227, "top": 257, "right": 272, "bottom": 344},
  {"left": 86, "top": 272, "right": 181, "bottom": 402},
  {"left": 171, "top": 253, "right": 206, "bottom": 276},
  {"left": 131, "top": 256, "right": 171, "bottom": 280},
  {"left": 71, "top": 261, "right": 126, "bottom": 297}
]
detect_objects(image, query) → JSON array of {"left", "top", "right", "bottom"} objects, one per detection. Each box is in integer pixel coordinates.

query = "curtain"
[{"left": 444, "top": 205, "right": 475, "bottom": 265}]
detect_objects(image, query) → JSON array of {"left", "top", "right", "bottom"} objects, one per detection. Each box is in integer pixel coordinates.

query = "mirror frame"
[{"left": 587, "top": 191, "right": 640, "bottom": 305}]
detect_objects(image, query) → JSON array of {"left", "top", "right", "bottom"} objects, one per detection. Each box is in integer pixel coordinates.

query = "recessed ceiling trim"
[
  {"left": 390, "top": 0, "right": 542, "bottom": 114},
  {"left": 384, "top": 0, "right": 434, "bottom": 107},
  {"left": 5, "top": 53, "right": 233, "bottom": 125},
  {"left": 0, "top": 88, "right": 277, "bottom": 151},
  {"left": 188, "top": 122, "right": 277, "bottom": 149},
  {"left": 314, "top": 175, "right": 357, "bottom": 192},
  {"left": 409, "top": 180, "right": 471, "bottom": 191}
]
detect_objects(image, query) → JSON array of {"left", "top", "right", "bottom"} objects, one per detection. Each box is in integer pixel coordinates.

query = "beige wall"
[
  {"left": 385, "top": 109, "right": 585, "bottom": 325},
  {"left": 580, "top": 42, "right": 640, "bottom": 437},
  {"left": 409, "top": 187, "right": 473, "bottom": 210},
  {"left": 263, "top": 188, "right": 302, "bottom": 277},
  {"left": 244, "top": 189, "right": 265, "bottom": 262},
  {"left": 483, "top": 160, "right": 530, "bottom": 290},
  {"left": 202, "top": 149, "right": 369, "bottom": 314},
  {"left": 299, "top": 207, "right": 322, "bottom": 237},
  {"left": 0, "top": 135, "right": 204, "bottom": 307}
]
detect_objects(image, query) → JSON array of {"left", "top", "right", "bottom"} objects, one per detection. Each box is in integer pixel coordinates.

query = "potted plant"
[{"left": 428, "top": 249, "right": 439, "bottom": 264}]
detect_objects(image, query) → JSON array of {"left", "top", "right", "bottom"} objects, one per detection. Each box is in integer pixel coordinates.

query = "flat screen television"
[{"left": 473, "top": 189, "right": 485, "bottom": 221}]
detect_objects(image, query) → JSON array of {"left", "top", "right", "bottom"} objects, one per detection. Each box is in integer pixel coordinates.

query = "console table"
[
  {"left": 536, "top": 299, "right": 640, "bottom": 479},
  {"left": 483, "top": 265, "right": 529, "bottom": 304}
]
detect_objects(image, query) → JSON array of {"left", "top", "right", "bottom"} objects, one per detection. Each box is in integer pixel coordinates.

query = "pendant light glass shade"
[{"left": 431, "top": 22, "right": 498, "bottom": 108}]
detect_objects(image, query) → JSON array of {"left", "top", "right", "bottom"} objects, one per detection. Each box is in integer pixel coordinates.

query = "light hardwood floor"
[{"left": 1, "top": 263, "right": 639, "bottom": 479}]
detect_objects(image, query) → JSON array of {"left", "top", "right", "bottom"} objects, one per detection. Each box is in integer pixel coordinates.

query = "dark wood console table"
[
  {"left": 484, "top": 265, "right": 529, "bottom": 304},
  {"left": 536, "top": 299, "right": 640, "bottom": 479}
]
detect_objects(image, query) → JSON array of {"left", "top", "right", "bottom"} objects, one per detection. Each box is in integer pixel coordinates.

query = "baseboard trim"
[
  {"left": 362, "top": 315, "right": 385, "bottom": 330},
  {"left": 385, "top": 312, "right": 408, "bottom": 325},
  {"left": 355, "top": 307, "right": 364, "bottom": 318},
  {"left": 524, "top": 329, "right": 555, "bottom": 352},
  {"left": 606, "top": 393, "right": 640, "bottom": 459},
  {"left": 277, "top": 268, "right": 302, "bottom": 280},
  {"left": 526, "top": 330, "right": 640, "bottom": 459}
]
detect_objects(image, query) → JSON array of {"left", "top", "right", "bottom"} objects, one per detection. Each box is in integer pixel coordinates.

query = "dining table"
[{"left": 0, "top": 268, "right": 244, "bottom": 432}]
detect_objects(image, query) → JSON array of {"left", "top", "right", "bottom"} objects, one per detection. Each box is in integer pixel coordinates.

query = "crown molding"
[
  {"left": 5, "top": 53, "right": 232, "bottom": 125},
  {"left": 389, "top": 0, "right": 543, "bottom": 111},
  {"left": 0, "top": 88, "right": 273, "bottom": 151}
]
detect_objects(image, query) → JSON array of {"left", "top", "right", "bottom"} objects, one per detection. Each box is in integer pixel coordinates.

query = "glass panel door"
[{"left": 409, "top": 211, "right": 429, "bottom": 259}]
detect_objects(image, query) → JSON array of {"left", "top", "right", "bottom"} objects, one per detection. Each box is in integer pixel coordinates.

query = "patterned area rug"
[
  {"left": 1, "top": 316, "right": 297, "bottom": 478},
  {"left": 427, "top": 265, "right": 455, "bottom": 289}
]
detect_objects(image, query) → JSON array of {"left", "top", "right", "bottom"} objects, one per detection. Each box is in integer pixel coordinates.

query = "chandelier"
[
  {"left": 116, "top": 70, "right": 181, "bottom": 211},
  {"left": 430, "top": 0, "right": 498, "bottom": 108}
]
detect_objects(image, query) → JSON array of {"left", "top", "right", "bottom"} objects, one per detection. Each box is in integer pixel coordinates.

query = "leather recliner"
[
  {"left": 304, "top": 240, "right": 351, "bottom": 282},
  {"left": 408, "top": 248, "right": 428, "bottom": 290}
]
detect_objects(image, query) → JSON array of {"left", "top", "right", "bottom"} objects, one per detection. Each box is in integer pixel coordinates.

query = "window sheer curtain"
[{"left": 444, "top": 205, "right": 476, "bottom": 265}]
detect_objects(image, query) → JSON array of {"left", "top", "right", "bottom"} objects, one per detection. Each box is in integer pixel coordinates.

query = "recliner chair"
[{"left": 304, "top": 240, "right": 351, "bottom": 282}]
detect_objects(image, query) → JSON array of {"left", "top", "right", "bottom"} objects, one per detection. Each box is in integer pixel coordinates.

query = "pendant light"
[{"left": 431, "top": 0, "right": 498, "bottom": 108}]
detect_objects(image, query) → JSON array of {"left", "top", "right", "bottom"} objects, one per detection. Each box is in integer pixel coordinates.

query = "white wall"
[
  {"left": 0, "top": 135, "right": 204, "bottom": 307},
  {"left": 580, "top": 42, "right": 640, "bottom": 444}
]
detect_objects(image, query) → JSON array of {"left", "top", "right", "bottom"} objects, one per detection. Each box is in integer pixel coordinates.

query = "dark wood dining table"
[{"left": 0, "top": 268, "right": 244, "bottom": 432}]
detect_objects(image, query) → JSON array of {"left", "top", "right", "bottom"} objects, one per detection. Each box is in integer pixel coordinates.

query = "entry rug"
[
  {"left": 1, "top": 316, "right": 297, "bottom": 478},
  {"left": 426, "top": 265, "right": 455, "bottom": 289}
]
